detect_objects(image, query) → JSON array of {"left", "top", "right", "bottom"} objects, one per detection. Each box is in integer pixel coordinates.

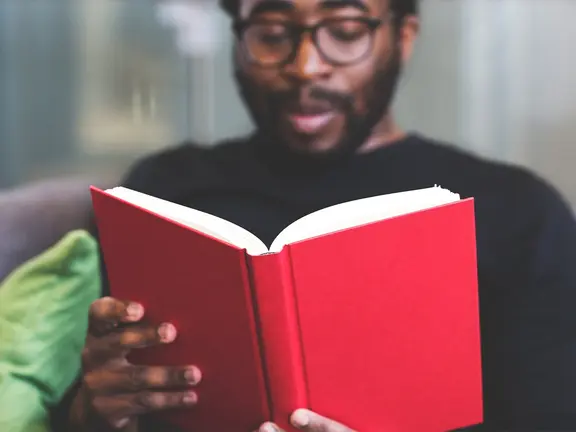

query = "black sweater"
[{"left": 52, "top": 133, "right": 576, "bottom": 431}]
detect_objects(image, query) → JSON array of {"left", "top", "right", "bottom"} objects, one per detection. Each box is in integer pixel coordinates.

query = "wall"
[{"left": 1, "top": 0, "right": 575, "bottom": 205}]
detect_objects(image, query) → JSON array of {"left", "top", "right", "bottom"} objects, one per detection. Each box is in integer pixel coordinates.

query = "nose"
[{"left": 282, "top": 34, "right": 332, "bottom": 82}]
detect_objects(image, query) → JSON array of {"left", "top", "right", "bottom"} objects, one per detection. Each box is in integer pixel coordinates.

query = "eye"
[
  {"left": 250, "top": 23, "right": 291, "bottom": 45},
  {"left": 326, "top": 20, "right": 369, "bottom": 42}
]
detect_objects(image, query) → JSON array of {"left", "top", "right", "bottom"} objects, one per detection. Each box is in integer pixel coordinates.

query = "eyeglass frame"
[{"left": 232, "top": 15, "right": 392, "bottom": 68}]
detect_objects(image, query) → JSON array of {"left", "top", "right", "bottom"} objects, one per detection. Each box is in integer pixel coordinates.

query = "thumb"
[{"left": 290, "top": 409, "right": 354, "bottom": 432}]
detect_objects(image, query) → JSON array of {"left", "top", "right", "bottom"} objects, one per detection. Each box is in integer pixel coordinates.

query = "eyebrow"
[
  {"left": 247, "top": 0, "right": 369, "bottom": 18},
  {"left": 248, "top": 0, "right": 295, "bottom": 17},
  {"left": 319, "top": 0, "right": 370, "bottom": 13}
]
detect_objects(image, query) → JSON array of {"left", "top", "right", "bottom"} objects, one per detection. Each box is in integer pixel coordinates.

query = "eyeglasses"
[{"left": 233, "top": 16, "right": 387, "bottom": 68}]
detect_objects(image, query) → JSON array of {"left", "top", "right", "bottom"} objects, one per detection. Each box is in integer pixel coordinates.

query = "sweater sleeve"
[
  {"left": 487, "top": 181, "right": 576, "bottom": 430},
  {"left": 518, "top": 186, "right": 576, "bottom": 427}
]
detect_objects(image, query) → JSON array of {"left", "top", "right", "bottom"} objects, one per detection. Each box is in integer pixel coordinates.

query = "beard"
[{"left": 235, "top": 43, "right": 403, "bottom": 164}]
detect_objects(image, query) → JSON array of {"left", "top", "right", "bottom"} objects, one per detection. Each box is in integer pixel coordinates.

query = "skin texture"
[
  {"left": 71, "top": 0, "right": 419, "bottom": 430},
  {"left": 69, "top": 298, "right": 201, "bottom": 431},
  {"left": 257, "top": 409, "right": 357, "bottom": 432},
  {"left": 235, "top": 0, "right": 419, "bottom": 156}
]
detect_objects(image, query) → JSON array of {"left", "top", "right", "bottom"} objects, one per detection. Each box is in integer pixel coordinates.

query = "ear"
[{"left": 398, "top": 15, "right": 420, "bottom": 64}]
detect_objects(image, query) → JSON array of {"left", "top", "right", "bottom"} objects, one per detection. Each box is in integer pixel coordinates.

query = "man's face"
[{"left": 234, "top": 0, "right": 418, "bottom": 155}]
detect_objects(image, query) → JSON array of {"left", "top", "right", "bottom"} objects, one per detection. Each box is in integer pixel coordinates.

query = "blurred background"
[{"left": 1, "top": 0, "right": 575, "bottom": 203}]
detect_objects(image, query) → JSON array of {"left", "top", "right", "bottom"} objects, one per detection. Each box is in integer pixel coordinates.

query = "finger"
[
  {"left": 83, "top": 323, "right": 177, "bottom": 369},
  {"left": 92, "top": 390, "right": 198, "bottom": 427},
  {"left": 258, "top": 422, "right": 285, "bottom": 432},
  {"left": 290, "top": 409, "right": 355, "bottom": 432},
  {"left": 85, "top": 364, "right": 202, "bottom": 394},
  {"left": 112, "top": 322, "right": 176, "bottom": 351},
  {"left": 89, "top": 297, "right": 144, "bottom": 336}
]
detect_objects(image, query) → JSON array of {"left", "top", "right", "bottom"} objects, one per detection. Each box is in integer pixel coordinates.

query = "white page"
[
  {"left": 105, "top": 186, "right": 459, "bottom": 256},
  {"left": 106, "top": 187, "right": 269, "bottom": 255},
  {"left": 268, "top": 186, "right": 460, "bottom": 252}
]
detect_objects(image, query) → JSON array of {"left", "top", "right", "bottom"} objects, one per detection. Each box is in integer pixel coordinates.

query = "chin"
[
  {"left": 274, "top": 124, "right": 345, "bottom": 155},
  {"left": 283, "top": 136, "right": 343, "bottom": 155}
]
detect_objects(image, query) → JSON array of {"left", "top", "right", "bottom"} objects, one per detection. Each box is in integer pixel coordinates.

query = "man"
[{"left": 52, "top": 0, "right": 576, "bottom": 431}]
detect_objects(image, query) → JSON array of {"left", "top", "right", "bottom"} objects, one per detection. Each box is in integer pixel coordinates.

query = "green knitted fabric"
[{"left": 0, "top": 230, "right": 100, "bottom": 432}]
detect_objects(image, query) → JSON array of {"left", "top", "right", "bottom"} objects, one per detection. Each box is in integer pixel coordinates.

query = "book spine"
[{"left": 247, "top": 251, "right": 307, "bottom": 431}]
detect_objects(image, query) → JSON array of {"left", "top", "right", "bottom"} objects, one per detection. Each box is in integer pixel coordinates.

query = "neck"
[{"left": 358, "top": 111, "right": 406, "bottom": 154}]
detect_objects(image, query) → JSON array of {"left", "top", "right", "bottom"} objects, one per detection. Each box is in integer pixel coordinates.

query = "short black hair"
[{"left": 219, "top": 0, "right": 419, "bottom": 19}]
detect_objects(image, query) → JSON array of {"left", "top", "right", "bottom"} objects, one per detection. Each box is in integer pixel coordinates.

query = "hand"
[
  {"left": 69, "top": 297, "right": 202, "bottom": 431},
  {"left": 257, "top": 409, "right": 356, "bottom": 432}
]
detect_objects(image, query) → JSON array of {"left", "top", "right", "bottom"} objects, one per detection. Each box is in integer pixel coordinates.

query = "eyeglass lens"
[{"left": 243, "top": 20, "right": 373, "bottom": 66}]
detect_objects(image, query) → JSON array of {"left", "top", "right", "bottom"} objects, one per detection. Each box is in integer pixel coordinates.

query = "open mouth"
[{"left": 287, "top": 112, "right": 337, "bottom": 134}]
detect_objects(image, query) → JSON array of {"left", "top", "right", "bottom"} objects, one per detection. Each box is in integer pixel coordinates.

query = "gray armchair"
[{"left": 0, "top": 177, "right": 116, "bottom": 282}]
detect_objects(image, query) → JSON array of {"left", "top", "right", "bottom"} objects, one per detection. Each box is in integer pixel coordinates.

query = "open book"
[
  {"left": 90, "top": 185, "right": 483, "bottom": 432},
  {"left": 102, "top": 185, "right": 461, "bottom": 255}
]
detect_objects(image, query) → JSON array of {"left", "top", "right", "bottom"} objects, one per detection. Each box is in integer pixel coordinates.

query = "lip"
[{"left": 287, "top": 112, "right": 337, "bottom": 135}]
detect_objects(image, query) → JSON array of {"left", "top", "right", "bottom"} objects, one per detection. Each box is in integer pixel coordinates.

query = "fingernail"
[
  {"left": 125, "top": 303, "right": 144, "bottom": 321},
  {"left": 185, "top": 366, "right": 202, "bottom": 384},
  {"left": 183, "top": 391, "right": 198, "bottom": 404},
  {"left": 260, "top": 422, "right": 278, "bottom": 432},
  {"left": 158, "top": 323, "right": 177, "bottom": 343},
  {"left": 291, "top": 409, "right": 310, "bottom": 427}
]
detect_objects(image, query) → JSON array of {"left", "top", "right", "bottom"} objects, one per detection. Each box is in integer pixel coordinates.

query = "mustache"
[
  {"left": 269, "top": 86, "right": 354, "bottom": 111},
  {"left": 309, "top": 87, "right": 354, "bottom": 109}
]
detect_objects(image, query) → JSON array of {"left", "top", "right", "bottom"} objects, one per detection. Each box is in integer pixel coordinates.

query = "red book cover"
[
  {"left": 281, "top": 198, "right": 483, "bottom": 431},
  {"left": 91, "top": 188, "right": 270, "bottom": 432},
  {"left": 91, "top": 186, "right": 483, "bottom": 432}
]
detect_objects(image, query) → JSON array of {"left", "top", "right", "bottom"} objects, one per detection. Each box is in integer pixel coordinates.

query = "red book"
[{"left": 90, "top": 185, "right": 483, "bottom": 432}]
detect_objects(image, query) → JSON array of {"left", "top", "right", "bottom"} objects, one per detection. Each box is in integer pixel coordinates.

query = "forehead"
[{"left": 238, "top": 0, "right": 388, "bottom": 17}]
